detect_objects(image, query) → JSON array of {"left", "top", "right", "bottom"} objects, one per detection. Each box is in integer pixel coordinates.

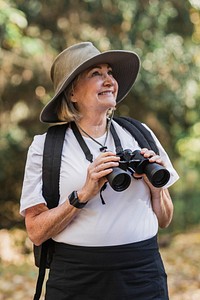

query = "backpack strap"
[
  {"left": 42, "top": 123, "right": 69, "bottom": 208},
  {"left": 110, "top": 122, "right": 123, "bottom": 154},
  {"left": 113, "top": 116, "right": 159, "bottom": 154},
  {"left": 33, "top": 239, "right": 52, "bottom": 300},
  {"left": 34, "top": 123, "right": 68, "bottom": 300}
]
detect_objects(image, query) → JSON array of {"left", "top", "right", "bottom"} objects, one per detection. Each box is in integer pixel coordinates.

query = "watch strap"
[{"left": 68, "top": 191, "right": 87, "bottom": 209}]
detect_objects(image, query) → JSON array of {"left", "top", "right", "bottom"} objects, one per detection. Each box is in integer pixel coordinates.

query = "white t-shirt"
[{"left": 20, "top": 121, "right": 179, "bottom": 246}]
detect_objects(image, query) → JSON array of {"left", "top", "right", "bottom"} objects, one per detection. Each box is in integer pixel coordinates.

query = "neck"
[{"left": 76, "top": 117, "right": 108, "bottom": 138}]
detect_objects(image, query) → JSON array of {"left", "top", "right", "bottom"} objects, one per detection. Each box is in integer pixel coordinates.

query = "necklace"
[
  {"left": 71, "top": 118, "right": 113, "bottom": 205},
  {"left": 76, "top": 119, "right": 111, "bottom": 152}
]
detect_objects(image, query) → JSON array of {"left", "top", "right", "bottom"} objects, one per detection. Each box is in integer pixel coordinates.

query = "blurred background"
[{"left": 0, "top": 0, "right": 200, "bottom": 299}]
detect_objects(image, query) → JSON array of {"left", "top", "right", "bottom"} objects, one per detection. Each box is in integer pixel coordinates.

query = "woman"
[{"left": 20, "top": 42, "right": 179, "bottom": 299}]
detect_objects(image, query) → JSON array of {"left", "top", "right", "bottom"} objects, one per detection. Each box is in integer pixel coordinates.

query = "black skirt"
[{"left": 45, "top": 235, "right": 169, "bottom": 300}]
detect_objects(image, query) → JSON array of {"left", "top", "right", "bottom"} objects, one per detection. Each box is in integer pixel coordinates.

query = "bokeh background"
[{"left": 0, "top": 0, "right": 200, "bottom": 299}]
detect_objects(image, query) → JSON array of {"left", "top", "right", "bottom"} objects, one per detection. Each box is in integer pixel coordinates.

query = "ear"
[
  {"left": 70, "top": 91, "right": 77, "bottom": 102},
  {"left": 71, "top": 97, "right": 77, "bottom": 103}
]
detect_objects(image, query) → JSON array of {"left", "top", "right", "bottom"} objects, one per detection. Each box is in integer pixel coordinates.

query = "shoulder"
[
  {"left": 28, "top": 124, "right": 71, "bottom": 156},
  {"left": 28, "top": 132, "right": 47, "bottom": 156},
  {"left": 112, "top": 119, "right": 133, "bottom": 138},
  {"left": 112, "top": 118, "right": 153, "bottom": 141}
]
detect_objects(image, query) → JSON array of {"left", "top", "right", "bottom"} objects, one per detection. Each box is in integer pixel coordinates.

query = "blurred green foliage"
[{"left": 0, "top": 0, "right": 200, "bottom": 230}]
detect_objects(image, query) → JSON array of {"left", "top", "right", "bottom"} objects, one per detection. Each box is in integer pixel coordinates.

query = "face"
[{"left": 71, "top": 64, "right": 118, "bottom": 115}]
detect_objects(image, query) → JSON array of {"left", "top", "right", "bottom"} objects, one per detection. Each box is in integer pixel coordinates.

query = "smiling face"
[{"left": 71, "top": 64, "right": 119, "bottom": 116}]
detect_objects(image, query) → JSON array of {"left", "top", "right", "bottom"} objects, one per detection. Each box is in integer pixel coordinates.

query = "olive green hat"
[{"left": 40, "top": 42, "right": 140, "bottom": 123}]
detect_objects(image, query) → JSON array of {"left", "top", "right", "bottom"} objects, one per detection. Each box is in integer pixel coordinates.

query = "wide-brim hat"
[{"left": 40, "top": 42, "right": 140, "bottom": 123}]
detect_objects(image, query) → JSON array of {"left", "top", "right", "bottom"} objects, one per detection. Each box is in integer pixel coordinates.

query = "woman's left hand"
[
  {"left": 133, "top": 148, "right": 165, "bottom": 191},
  {"left": 141, "top": 148, "right": 165, "bottom": 165}
]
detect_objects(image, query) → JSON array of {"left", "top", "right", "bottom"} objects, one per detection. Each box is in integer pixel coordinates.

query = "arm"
[
  {"left": 150, "top": 188, "right": 173, "bottom": 228},
  {"left": 135, "top": 148, "right": 174, "bottom": 228},
  {"left": 25, "top": 201, "right": 80, "bottom": 246},
  {"left": 25, "top": 151, "right": 120, "bottom": 246}
]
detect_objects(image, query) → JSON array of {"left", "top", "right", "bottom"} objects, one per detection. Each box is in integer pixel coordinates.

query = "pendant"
[{"left": 99, "top": 146, "right": 107, "bottom": 152}]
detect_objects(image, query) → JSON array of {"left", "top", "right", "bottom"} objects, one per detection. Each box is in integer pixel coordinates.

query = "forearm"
[
  {"left": 25, "top": 201, "right": 80, "bottom": 246},
  {"left": 150, "top": 188, "right": 174, "bottom": 228},
  {"left": 25, "top": 188, "right": 91, "bottom": 245}
]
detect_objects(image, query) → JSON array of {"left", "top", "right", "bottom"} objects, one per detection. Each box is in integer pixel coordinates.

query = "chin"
[
  {"left": 105, "top": 97, "right": 116, "bottom": 106},
  {"left": 97, "top": 97, "right": 116, "bottom": 109},
  {"left": 109, "top": 100, "right": 117, "bottom": 108}
]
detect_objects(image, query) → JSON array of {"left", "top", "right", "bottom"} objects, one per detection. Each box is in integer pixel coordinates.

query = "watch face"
[{"left": 69, "top": 191, "right": 87, "bottom": 209}]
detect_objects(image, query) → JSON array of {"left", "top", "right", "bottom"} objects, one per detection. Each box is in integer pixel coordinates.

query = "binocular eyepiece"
[{"left": 107, "top": 149, "right": 170, "bottom": 192}]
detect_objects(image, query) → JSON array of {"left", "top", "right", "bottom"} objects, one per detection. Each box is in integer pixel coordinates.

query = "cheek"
[
  {"left": 73, "top": 86, "right": 88, "bottom": 100},
  {"left": 76, "top": 80, "right": 97, "bottom": 96}
]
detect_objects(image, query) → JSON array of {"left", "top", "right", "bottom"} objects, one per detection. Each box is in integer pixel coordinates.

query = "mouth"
[{"left": 98, "top": 91, "right": 114, "bottom": 96}]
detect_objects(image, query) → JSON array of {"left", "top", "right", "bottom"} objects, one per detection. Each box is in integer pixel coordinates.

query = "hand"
[
  {"left": 140, "top": 148, "right": 165, "bottom": 166},
  {"left": 78, "top": 151, "right": 120, "bottom": 202},
  {"left": 133, "top": 148, "right": 165, "bottom": 190}
]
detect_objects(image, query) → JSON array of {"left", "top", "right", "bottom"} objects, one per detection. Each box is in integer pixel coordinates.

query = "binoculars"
[{"left": 107, "top": 149, "right": 170, "bottom": 192}]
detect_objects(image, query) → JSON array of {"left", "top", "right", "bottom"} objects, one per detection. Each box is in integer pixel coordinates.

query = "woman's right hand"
[{"left": 77, "top": 151, "right": 120, "bottom": 203}]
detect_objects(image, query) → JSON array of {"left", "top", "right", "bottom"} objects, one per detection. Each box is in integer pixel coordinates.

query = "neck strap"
[
  {"left": 71, "top": 121, "right": 123, "bottom": 162},
  {"left": 71, "top": 122, "right": 93, "bottom": 162}
]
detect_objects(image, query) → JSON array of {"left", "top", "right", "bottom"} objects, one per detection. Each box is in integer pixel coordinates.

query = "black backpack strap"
[
  {"left": 113, "top": 116, "right": 159, "bottom": 154},
  {"left": 42, "top": 123, "right": 69, "bottom": 208},
  {"left": 33, "top": 240, "right": 50, "bottom": 300},
  {"left": 34, "top": 123, "right": 68, "bottom": 300},
  {"left": 110, "top": 122, "right": 123, "bottom": 154}
]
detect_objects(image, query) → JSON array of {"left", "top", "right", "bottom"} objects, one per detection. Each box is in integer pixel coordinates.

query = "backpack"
[{"left": 33, "top": 116, "right": 159, "bottom": 300}]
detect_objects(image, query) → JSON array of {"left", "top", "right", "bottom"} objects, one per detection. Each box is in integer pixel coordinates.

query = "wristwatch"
[{"left": 68, "top": 191, "right": 88, "bottom": 209}]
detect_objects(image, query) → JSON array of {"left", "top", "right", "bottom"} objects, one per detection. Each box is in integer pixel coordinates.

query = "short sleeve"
[{"left": 19, "top": 133, "right": 47, "bottom": 216}]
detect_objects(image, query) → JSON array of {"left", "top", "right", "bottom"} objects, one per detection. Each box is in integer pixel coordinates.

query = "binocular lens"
[
  {"left": 107, "top": 168, "right": 131, "bottom": 192},
  {"left": 145, "top": 164, "right": 170, "bottom": 187},
  {"left": 151, "top": 169, "right": 170, "bottom": 187}
]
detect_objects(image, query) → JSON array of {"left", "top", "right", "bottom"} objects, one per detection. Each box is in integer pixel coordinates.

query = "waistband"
[
  {"left": 53, "top": 235, "right": 159, "bottom": 266},
  {"left": 55, "top": 235, "right": 158, "bottom": 252}
]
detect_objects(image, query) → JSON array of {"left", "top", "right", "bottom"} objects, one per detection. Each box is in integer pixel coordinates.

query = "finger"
[
  {"left": 91, "top": 167, "right": 114, "bottom": 182},
  {"left": 96, "top": 151, "right": 116, "bottom": 160},
  {"left": 149, "top": 156, "right": 165, "bottom": 166},
  {"left": 148, "top": 155, "right": 160, "bottom": 161},
  {"left": 140, "top": 148, "right": 148, "bottom": 154},
  {"left": 140, "top": 148, "right": 155, "bottom": 156},
  {"left": 132, "top": 173, "right": 143, "bottom": 180},
  {"left": 140, "top": 149, "right": 165, "bottom": 166},
  {"left": 143, "top": 150, "right": 156, "bottom": 158},
  {"left": 94, "top": 155, "right": 120, "bottom": 169},
  {"left": 95, "top": 161, "right": 119, "bottom": 173}
]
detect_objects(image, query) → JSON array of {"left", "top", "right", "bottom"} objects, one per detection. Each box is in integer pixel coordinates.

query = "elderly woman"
[{"left": 20, "top": 42, "right": 179, "bottom": 300}]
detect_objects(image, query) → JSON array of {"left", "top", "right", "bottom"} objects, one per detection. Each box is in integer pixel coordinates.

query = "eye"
[
  {"left": 91, "top": 70, "right": 101, "bottom": 77},
  {"left": 108, "top": 69, "right": 114, "bottom": 76}
]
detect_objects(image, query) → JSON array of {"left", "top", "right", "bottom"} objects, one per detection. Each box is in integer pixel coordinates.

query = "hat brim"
[{"left": 40, "top": 50, "right": 140, "bottom": 123}]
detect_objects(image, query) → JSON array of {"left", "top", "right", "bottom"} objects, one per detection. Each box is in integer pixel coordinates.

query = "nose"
[{"left": 103, "top": 73, "right": 115, "bottom": 86}]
